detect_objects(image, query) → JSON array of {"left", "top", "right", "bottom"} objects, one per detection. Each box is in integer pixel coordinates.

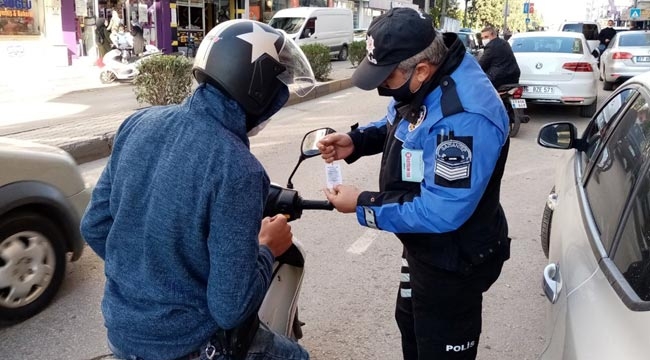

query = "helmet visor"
[{"left": 277, "top": 33, "right": 316, "bottom": 97}]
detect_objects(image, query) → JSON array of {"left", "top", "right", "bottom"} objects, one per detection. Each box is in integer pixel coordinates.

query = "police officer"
[{"left": 318, "top": 8, "right": 511, "bottom": 360}]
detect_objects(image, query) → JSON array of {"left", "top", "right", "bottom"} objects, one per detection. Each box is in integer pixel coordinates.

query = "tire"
[
  {"left": 506, "top": 102, "right": 520, "bottom": 137},
  {"left": 580, "top": 99, "right": 597, "bottom": 118},
  {"left": 337, "top": 45, "right": 349, "bottom": 61},
  {"left": 540, "top": 190, "right": 555, "bottom": 259},
  {"left": 603, "top": 80, "right": 614, "bottom": 91},
  {"left": 100, "top": 70, "right": 116, "bottom": 84},
  {"left": 0, "top": 212, "right": 66, "bottom": 323}
]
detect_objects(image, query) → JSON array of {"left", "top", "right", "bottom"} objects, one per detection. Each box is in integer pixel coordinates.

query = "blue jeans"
[{"left": 108, "top": 322, "right": 309, "bottom": 360}]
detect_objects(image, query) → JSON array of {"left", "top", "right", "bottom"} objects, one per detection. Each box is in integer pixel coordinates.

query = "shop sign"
[{"left": 0, "top": 0, "right": 33, "bottom": 9}]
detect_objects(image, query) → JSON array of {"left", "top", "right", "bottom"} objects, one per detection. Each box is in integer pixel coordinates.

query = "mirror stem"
[{"left": 286, "top": 156, "right": 304, "bottom": 190}]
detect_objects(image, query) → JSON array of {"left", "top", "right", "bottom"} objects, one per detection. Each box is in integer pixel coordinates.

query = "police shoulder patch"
[{"left": 434, "top": 138, "right": 473, "bottom": 187}]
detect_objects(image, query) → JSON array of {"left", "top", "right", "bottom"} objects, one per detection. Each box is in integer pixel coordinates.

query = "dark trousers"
[{"left": 395, "top": 247, "right": 505, "bottom": 360}]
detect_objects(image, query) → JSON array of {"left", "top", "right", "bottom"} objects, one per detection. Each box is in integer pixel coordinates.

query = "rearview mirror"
[
  {"left": 287, "top": 127, "right": 336, "bottom": 189},
  {"left": 301, "top": 128, "right": 336, "bottom": 157},
  {"left": 538, "top": 122, "right": 578, "bottom": 149}
]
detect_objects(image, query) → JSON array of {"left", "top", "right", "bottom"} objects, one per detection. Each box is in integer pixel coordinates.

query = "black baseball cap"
[{"left": 352, "top": 7, "right": 436, "bottom": 90}]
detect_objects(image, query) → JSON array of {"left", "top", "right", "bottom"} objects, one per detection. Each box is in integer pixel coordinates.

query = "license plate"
[
  {"left": 510, "top": 99, "right": 527, "bottom": 108},
  {"left": 637, "top": 56, "right": 650, "bottom": 62},
  {"left": 528, "top": 86, "right": 555, "bottom": 94}
]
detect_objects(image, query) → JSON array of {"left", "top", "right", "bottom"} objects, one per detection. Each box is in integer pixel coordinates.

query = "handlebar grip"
[{"left": 301, "top": 200, "right": 334, "bottom": 211}]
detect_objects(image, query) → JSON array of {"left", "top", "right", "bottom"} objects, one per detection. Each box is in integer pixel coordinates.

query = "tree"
[
  {"left": 472, "top": 0, "right": 505, "bottom": 29},
  {"left": 429, "top": 0, "right": 463, "bottom": 28}
]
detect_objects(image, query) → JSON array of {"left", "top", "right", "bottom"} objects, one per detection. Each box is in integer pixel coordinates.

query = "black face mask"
[{"left": 377, "top": 72, "right": 417, "bottom": 103}]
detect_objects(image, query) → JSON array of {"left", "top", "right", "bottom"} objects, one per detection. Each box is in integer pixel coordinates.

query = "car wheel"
[
  {"left": 100, "top": 70, "right": 116, "bottom": 84},
  {"left": 602, "top": 68, "right": 614, "bottom": 90},
  {"left": 0, "top": 212, "right": 66, "bottom": 323},
  {"left": 580, "top": 99, "right": 597, "bottom": 118},
  {"left": 337, "top": 45, "right": 348, "bottom": 61},
  {"left": 540, "top": 188, "right": 555, "bottom": 259}
]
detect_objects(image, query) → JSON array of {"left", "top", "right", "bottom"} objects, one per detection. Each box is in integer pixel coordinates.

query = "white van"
[
  {"left": 269, "top": 7, "right": 354, "bottom": 61},
  {"left": 559, "top": 21, "right": 601, "bottom": 52}
]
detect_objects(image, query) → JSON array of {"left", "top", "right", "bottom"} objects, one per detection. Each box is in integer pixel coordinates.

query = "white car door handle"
[{"left": 543, "top": 263, "right": 562, "bottom": 304}]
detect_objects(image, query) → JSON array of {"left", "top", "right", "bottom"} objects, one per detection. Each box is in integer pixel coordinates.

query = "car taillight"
[
  {"left": 612, "top": 52, "right": 633, "bottom": 60},
  {"left": 562, "top": 62, "right": 593, "bottom": 72}
]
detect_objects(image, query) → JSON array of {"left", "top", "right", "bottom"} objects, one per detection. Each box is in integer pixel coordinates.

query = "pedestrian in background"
[
  {"left": 318, "top": 7, "right": 511, "bottom": 360},
  {"left": 598, "top": 19, "right": 616, "bottom": 53},
  {"left": 95, "top": 18, "right": 112, "bottom": 65}
]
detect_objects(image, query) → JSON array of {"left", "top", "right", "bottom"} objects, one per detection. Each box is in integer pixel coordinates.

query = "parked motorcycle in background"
[
  {"left": 99, "top": 44, "right": 162, "bottom": 84},
  {"left": 497, "top": 84, "right": 530, "bottom": 137}
]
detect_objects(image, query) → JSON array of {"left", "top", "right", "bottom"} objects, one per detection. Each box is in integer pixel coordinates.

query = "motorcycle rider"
[
  {"left": 478, "top": 25, "right": 520, "bottom": 90},
  {"left": 81, "top": 19, "right": 315, "bottom": 360}
]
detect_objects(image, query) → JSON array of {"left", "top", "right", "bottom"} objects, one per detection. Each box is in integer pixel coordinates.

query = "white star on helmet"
[{"left": 236, "top": 23, "right": 281, "bottom": 63}]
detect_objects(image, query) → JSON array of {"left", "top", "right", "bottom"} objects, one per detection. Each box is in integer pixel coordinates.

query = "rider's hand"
[
  {"left": 324, "top": 184, "right": 360, "bottom": 214},
  {"left": 318, "top": 133, "right": 354, "bottom": 163},
  {"left": 259, "top": 215, "right": 292, "bottom": 257}
]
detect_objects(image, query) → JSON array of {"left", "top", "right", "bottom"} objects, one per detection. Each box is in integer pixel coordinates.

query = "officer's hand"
[
  {"left": 317, "top": 133, "right": 354, "bottom": 163},
  {"left": 324, "top": 184, "right": 360, "bottom": 213},
  {"left": 259, "top": 215, "right": 292, "bottom": 257}
]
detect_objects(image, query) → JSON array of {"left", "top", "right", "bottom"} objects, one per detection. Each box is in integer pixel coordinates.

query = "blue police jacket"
[{"left": 346, "top": 38, "right": 511, "bottom": 272}]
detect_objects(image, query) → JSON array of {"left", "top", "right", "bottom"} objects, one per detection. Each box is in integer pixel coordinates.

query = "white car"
[
  {"left": 537, "top": 71, "right": 650, "bottom": 359},
  {"left": 509, "top": 31, "right": 599, "bottom": 118},
  {"left": 600, "top": 30, "right": 650, "bottom": 90},
  {"left": 559, "top": 21, "right": 601, "bottom": 53},
  {"left": 0, "top": 138, "right": 90, "bottom": 323}
]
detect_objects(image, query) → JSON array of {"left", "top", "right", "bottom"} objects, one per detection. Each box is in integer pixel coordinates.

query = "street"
[{"left": 0, "top": 85, "right": 608, "bottom": 360}]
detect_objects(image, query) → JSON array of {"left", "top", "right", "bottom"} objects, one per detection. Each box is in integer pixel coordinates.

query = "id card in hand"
[{"left": 325, "top": 162, "right": 343, "bottom": 190}]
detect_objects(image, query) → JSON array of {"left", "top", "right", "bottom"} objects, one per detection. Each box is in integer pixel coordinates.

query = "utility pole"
[
  {"left": 503, "top": 0, "right": 509, "bottom": 32},
  {"left": 425, "top": 0, "right": 430, "bottom": 14},
  {"left": 463, "top": 0, "right": 469, "bottom": 28},
  {"left": 441, "top": 0, "right": 447, "bottom": 29}
]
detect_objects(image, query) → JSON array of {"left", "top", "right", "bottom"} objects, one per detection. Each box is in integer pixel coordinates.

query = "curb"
[{"left": 67, "top": 77, "right": 354, "bottom": 165}]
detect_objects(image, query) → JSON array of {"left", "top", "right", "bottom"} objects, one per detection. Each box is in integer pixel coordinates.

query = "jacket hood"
[{"left": 185, "top": 83, "right": 289, "bottom": 144}]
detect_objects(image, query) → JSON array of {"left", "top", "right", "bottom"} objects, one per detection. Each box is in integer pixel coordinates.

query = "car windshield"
[
  {"left": 619, "top": 33, "right": 650, "bottom": 47},
  {"left": 511, "top": 36, "right": 583, "bottom": 53},
  {"left": 562, "top": 23, "right": 599, "bottom": 40},
  {"left": 457, "top": 33, "right": 471, "bottom": 47},
  {"left": 268, "top": 17, "right": 305, "bottom": 35}
]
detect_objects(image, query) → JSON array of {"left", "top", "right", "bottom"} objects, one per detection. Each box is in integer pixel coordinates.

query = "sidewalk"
[{"left": 3, "top": 61, "right": 356, "bottom": 164}]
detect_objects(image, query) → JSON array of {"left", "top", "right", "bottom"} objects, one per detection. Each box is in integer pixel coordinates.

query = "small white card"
[{"left": 325, "top": 162, "right": 343, "bottom": 190}]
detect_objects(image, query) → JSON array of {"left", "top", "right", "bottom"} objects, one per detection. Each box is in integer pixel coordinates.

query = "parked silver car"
[
  {"left": 537, "top": 71, "right": 650, "bottom": 359},
  {"left": 600, "top": 30, "right": 650, "bottom": 90},
  {"left": 0, "top": 138, "right": 90, "bottom": 323}
]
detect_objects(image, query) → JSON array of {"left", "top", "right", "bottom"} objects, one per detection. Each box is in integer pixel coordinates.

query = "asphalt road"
[{"left": 0, "top": 85, "right": 612, "bottom": 360}]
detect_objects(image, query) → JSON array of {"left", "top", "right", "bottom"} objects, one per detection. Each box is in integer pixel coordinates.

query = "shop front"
[{"left": 0, "top": 0, "right": 73, "bottom": 67}]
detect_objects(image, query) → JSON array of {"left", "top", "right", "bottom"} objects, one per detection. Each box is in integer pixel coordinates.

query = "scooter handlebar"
[{"left": 301, "top": 199, "right": 334, "bottom": 211}]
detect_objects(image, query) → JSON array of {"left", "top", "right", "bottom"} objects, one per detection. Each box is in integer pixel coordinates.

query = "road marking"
[
  {"left": 250, "top": 141, "right": 287, "bottom": 149},
  {"left": 346, "top": 228, "right": 380, "bottom": 254}
]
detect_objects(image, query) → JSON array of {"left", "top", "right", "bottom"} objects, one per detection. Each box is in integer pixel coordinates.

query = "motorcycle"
[
  {"left": 497, "top": 84, "right": 530, "bottom": 138},
  {"left": 99, "top": 44, "right": 162, "bottom": 84},
  {"left": 91, "top": 128, "right": 336, "bottom": 359}
]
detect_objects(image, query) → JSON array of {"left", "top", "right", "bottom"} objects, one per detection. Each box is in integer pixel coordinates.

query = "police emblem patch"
[
  {"left": 408, "top": 106, "right": 427, "bottom": 132},
  {"left": 435, "top": 139, "right": 472, "bottom": 181}
]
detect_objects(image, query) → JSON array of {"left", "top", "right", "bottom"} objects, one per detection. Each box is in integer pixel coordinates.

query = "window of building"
[{"left": 0, "top": 0, "right": 40, "bottom": 36}]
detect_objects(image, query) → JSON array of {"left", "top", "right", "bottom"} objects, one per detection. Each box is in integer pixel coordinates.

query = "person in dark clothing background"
[
  {"left": 598, "top": 19, "right": 617, "bottom": 52},
  {"left": 479, "top": 25, "right": 520, "bottom": 90}
]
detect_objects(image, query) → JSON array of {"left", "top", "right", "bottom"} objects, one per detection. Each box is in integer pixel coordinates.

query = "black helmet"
[{"left": 193, "top": 20, "right": 315, "bottom": 120}]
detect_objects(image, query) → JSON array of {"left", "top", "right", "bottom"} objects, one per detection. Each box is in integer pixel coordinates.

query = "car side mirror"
[
  {"left": 592, "top": 49, "right": 600, "bottom": 58},
  {"left": 538, "top": 122, "right": 578, "bottom": 149}
]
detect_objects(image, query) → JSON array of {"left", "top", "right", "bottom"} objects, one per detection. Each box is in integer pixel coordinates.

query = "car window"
[
  {"left": 582, "top": 89, "right": 636, "bottom": 165},
  {"left": 562, "top": 23, "right": 599, "bottom": 41},
  {"left": 585, "top": 95, "right": 650, "bottom": 250},
  {"left": 268, "top": 17, "right": 306, "bottom": 35},
  {"left": 619, "top": 33, "right": 650, "bottom": 47},
  {"left": 510, "top": 36, "right": 583, "bottom": 54},
  {"left": 613, "top": 169, "right": 650, "bottom": 301}
]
